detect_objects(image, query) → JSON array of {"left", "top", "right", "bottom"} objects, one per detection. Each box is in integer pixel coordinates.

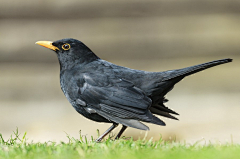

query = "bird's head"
[{"left": 36, "top": 38, "right": 99, "bottom": 70}]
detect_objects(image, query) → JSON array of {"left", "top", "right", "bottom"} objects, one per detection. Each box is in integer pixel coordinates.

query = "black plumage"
[{"left": 36, "top": 38, "right": 232, "bottom": 142}]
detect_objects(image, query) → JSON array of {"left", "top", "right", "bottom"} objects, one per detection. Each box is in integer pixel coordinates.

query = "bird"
[{"left": 35, "top": 38, "right": 232, "bottom": 142}]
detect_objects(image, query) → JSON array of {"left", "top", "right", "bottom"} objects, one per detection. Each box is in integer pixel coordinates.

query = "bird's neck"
[{"left": 58, "top": 53, "right": 99, "bottom": 71}]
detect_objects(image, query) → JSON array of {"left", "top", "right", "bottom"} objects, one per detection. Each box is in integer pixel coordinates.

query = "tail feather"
[
  {"left": 162, "top": 58, "right": 232, "bottom": 81},
  {"left": 149, "top": 58, "right": 232, "bottom": 123},
  {"left": 150, "top": 115, "right": 166, "bottom": 126},
  {"left": 151, "top": 104, "right": 179, "bottom": 115},
  {"left": 150, "top": 107, "right": 178, "bottom": 120}
]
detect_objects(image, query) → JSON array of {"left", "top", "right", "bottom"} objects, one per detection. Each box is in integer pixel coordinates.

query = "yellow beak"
[{"left": 35, "top": 41, "right": 59, "bottom": 51}]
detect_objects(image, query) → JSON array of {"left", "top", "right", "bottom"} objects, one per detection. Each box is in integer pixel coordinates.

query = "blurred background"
[{"left": 0, "top": 0, "right": 239, "bottom": 144}]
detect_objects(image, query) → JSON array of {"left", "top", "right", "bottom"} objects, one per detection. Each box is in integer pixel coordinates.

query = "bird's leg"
[
  {"left": 115, "top": 125, "right": 127, "bottom": 140},
  {"left": 95, "top": 123, "right": 118, "bottom": 142}
]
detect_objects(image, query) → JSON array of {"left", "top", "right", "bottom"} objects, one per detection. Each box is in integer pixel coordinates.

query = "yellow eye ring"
[{"left": 62, "top": 43, "right": 71, "bottom": 50}]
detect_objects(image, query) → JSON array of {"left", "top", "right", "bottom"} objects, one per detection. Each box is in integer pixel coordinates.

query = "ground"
[{"left": 0, "top": 129, "right": 239, "bottom": 159}]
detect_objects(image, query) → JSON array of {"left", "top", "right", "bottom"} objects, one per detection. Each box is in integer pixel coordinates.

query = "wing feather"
[{"left": 77, "top": 73, "right": 155, "bottom": 127}]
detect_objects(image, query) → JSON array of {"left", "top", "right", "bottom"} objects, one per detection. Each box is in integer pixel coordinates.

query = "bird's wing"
[{"left": 75, "top": 73, "right": 165, "bottom": 130}]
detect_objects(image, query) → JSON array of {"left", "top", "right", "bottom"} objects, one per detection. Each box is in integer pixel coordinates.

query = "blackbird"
[{"left": 36, "top": 38, "right": 232, "bottom": 142}]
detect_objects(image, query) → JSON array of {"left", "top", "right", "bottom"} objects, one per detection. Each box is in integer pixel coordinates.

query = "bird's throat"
[{"left": 57, "top": 52, "right": 99, "bottom": 71}]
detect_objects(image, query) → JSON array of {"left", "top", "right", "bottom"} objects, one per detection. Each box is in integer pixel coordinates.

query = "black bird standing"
[{"left": 36, "top": 38, "right": 232, "bottom": 142}]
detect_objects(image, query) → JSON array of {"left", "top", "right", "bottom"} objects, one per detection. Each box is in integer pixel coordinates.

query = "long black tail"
[{"left": 162, "top": 58, "right": 232, "bottom": 81}]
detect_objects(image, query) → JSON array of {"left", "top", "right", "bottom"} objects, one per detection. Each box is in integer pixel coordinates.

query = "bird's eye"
[{"left": 62, "top": 43, "right": 71, "bottom": 50}]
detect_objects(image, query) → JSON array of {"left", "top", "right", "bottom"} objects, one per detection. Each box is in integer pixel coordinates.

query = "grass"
[{"left": 0, "top": 129, "right": 239, "bottom": 159}]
